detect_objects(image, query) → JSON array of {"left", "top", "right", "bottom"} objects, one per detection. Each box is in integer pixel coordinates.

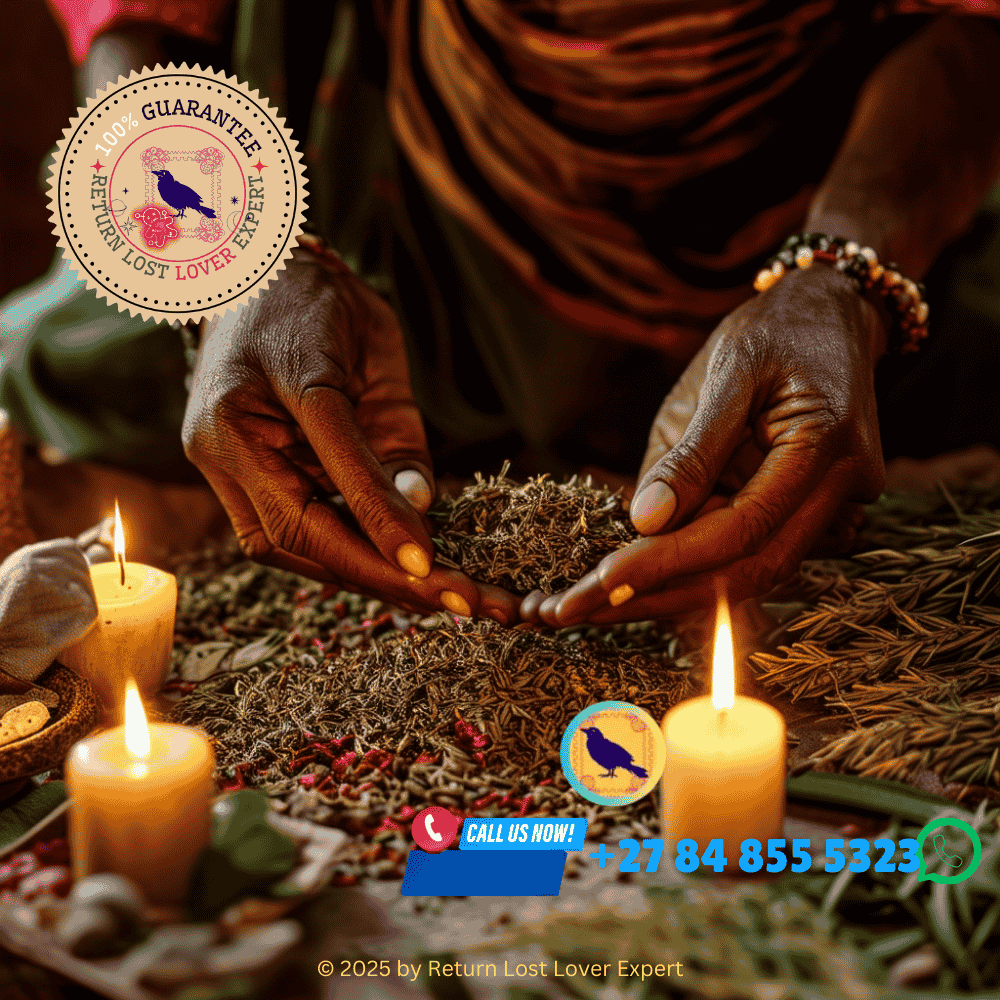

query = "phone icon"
[
  {"left": 916, "top": 817, "right": 981, "bottom": 884},
  {"left": 412, "top": 806, "right": 459, "bottom": 852},
  {"left": 933, "top": 833, "right": 963, "bottom": 868}
]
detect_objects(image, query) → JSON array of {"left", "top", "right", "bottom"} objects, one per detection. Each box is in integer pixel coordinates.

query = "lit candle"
[
  {"left": 65, "top": 682, "right": 215, "bottom": 903},
  {"left": 59, "top": 501, "right": 177, "bottom": 718},
  {"left": 660, "top": 595, "right": 785, "bottom": 873}
]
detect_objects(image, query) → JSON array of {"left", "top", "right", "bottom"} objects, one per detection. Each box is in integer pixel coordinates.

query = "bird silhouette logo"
[
  {"left": 151, "top": 169, "right": 217, "bottom": 219},
  {"left": 580, "top": 726, "right": 649, "bottom": 780},
  {"left": 561, "top": 702, "right": 666, "bottom": 806}
]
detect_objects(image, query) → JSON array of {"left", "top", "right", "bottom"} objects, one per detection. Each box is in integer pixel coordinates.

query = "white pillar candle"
[
  {"left": 65, "top": 684, "right": 215, "bottom": 904},
  {"left": 660, "top": 597, "right": 785, "bottom": 873},
  {"left": 59, "top": 502, "right": 176, "bottom": 717}
]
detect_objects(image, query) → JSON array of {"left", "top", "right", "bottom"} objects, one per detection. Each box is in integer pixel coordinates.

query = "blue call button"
[{"left": 460, "top": 817, "right": 587, "bottom": 850}]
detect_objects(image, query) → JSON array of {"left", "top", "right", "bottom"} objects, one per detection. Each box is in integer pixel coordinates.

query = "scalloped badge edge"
[{"left": 47, "top": 63, "right": 308, "bottom": 326}]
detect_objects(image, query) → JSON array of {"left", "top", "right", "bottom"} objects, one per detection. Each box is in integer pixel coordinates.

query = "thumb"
[
  {"left": 631, "top": 366, "right": 752, "bottom": 536},
  {"left": 354, "top": 396, "right": 437, "bottom": 516}
]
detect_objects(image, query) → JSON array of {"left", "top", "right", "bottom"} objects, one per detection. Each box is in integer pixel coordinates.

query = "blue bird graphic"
[
  {"left": 581, "top": 726, "right": 649, "bottom": 780},
  {"left": 151, "top": 169, "right": 217, "bottom": 220}
]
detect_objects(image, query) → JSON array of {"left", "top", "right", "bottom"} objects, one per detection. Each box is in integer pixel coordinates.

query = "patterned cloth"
[
  {"left": 0, "top": 539, "right": 97, "bottom": 715},
  {"left": 26, "top": 0, "right": 1000, "bottom": 473}
]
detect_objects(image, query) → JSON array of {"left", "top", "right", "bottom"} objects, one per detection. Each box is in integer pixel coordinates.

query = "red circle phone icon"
[{"left": 412, "top": 806, "right": 459, "bottom": 852}]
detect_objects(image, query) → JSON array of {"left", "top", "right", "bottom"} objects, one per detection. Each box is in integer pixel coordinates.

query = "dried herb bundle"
[
  {"left": 806, "top": 694, "right": 1000, "bottom": 785},
  {"left": 428, "top": 461, "right": 638, "bottom": 594},
  {"left": 752, "top": 485, "right": 1000, "bottom": 792}
]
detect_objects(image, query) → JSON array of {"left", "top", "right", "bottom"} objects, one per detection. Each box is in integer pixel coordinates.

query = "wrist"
[
  {"left": 755, "top": 233, "right": 926, "bottom": 357},
  {"left": 770, "top": 264, "right": 889, "bottom": 366}
]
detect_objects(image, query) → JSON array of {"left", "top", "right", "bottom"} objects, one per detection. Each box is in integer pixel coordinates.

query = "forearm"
[{"left": 807, "top": 16, "right": 1000, "bottom": 279}]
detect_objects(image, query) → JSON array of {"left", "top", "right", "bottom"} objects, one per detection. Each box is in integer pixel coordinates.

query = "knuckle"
[
  {"left": 347, "top": 489, "right": 401, "bottom": 541},
  {"left": 732, "top": 496, "right": 777, "bottom": 554},
  {"left": 657, "top": 440, "right": 714, "bottom": 492},
  {"left": 257, "top": 494, "right": 307, "bottom": 556},
  {"left": 237, "top": 525, "right": 274, "bottom": 562}
]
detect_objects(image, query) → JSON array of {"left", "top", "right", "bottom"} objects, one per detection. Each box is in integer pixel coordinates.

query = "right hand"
[{"left": 182, "top": 247, "right": 519, "bottom": 622}]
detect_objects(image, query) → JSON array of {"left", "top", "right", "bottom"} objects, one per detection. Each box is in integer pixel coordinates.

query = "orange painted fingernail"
[
  {"left": 396, "top": 542, "right": 430, "bottom": 578},
  {"left": 441, "top": 590, "right": 472, "bottom": 617},
  {"left": 608, "top": 584, "right": 634, "bottom": 607}
]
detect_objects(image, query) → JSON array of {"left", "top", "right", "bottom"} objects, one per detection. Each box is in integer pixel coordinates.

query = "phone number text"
[{"left": 600, "top": 838, "right": 920, "bottom": 874}]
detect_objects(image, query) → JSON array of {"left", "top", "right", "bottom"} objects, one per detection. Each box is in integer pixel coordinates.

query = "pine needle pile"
[
  {"left": 751, "top": 484, "right": 1000, "bottom": 794},
  {"left": 166, "top": 492, "right": 695, "bottom": 882},
  {"left": 428, "top": 461, "right": 638, "bottom": 594}
]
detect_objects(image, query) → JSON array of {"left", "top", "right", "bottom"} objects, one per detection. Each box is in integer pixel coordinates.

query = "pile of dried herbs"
[
  {"left": 752, "top": 484, "right": 1000, "bottom": 797},
  {"left": 166, "top": 521, "right": 698, "bottom": 883},
  {"left": 428, "top": 461, "right": 638, "bottom": 594}
]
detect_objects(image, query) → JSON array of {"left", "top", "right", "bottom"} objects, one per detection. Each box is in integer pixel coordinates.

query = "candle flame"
[
  {"left": 711, "top": 590, "right": 735, "bottom": 711},
  {"left": 113, "top": 500, "right": 125, "bottom": 561},
  {"left": 124, "top": 681, "right": 150, "bottom": 758}
]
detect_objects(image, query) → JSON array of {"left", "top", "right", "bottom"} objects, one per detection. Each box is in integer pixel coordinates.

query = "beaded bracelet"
[{"left": 753, "top": 233, "right": 928, "bottom": 354}]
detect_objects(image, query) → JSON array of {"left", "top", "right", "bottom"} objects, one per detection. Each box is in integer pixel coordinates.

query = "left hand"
[{"left": 522, "top": 264, "right": 887, "bottom": 625}]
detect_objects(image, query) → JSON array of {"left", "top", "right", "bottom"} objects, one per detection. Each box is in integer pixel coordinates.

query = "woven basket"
[{"left": 0, "top": 664, "right": 99, "bottom": 784}]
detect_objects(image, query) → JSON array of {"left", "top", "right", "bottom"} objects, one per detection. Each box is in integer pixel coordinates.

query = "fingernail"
[
  {"left": 395, "top": 470, "right": 432, "bottom": 513},
  {"left": 441, "top": 590, "right": 472, "bottom": 617},
  {"left": 539, "top": 596, "right": 559, "bottom": 618},
  {"left": 396, "top": 541, "right": 430, "bottom": 578},
  {"left": 630, "top": 481, "right": 676, "bottom": 534},
  {"left": 608, "top": 584, "right": 634, "bottom": 607}
]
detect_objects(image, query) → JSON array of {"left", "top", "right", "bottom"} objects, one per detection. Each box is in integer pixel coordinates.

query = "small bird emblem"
[
  {"left": 580, "top": 726, "right": 649, "bottom": 780},
  {"left": 151, "top": 169, "right": 217, "bottom": 219}
]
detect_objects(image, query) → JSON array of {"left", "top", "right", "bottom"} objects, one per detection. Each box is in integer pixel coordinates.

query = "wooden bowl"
[{"left": 0, "top": 664, "right": 98, "bottom": 784}]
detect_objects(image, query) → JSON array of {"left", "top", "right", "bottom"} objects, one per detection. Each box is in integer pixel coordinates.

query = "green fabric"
[
  {"left": 0, "top": 780, "right": 66, "bottom": 855},
  {"left": 0, "top": 255, "right": 189, "bottom": 467}
]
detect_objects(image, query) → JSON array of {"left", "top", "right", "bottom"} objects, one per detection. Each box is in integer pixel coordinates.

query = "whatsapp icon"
[{"left": 916, "top": 817, "right": 982, "bottom": 884}]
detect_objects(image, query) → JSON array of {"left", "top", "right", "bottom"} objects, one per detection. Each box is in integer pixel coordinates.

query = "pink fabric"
[{"left": 46, "top": 0, "right": 230, "bottom": 64}]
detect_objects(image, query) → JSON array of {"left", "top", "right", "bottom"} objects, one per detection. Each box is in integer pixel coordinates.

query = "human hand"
[
  {"left": 523, "top": 265, "right": 886, "bottom": 624},
  {"left": 182, "top": 248, "right": 519, "bottom": 621}
]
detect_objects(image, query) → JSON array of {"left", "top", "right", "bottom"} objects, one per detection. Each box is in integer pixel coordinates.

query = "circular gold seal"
[
  {"left": 561, "top": 701, "right": 666, "bottom": 807},
  {"left": 48, "top": 64, "right": 306, "bottom": 325}
]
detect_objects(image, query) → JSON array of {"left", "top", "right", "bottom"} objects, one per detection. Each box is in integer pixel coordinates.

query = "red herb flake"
[
  {"left": 361, "top": 748, "right": 394, "bottom": 771},
  {"left": 330, "top": 751, "right": 358, "bottom": 777}
]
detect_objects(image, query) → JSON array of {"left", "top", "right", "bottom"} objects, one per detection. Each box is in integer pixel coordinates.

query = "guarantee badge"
[
  {"left": 48, "top": 64, "right": 306, "bottom": 325},
  {"left": 561, "top": 701, "right": 666, "bottom": 807}
]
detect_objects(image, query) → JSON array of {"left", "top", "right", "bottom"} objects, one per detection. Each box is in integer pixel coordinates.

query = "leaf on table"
[
  {"left": 0, "top": 780, "right": 66, "bottom": 855},
  {"left": 231, "top": 632, "right": 284, "bottom": 671},
  {"left": 179, "top": 641, "right": 233, "bottom": 682}
]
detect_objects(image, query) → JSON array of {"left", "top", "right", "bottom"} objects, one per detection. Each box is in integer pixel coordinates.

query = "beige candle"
[
  {"left": 59, "top": 501, "right": 176, "bottom": 717},
  {"left": 65, "top": 683, "right": 215, "bottom": 904},
  {"left": 660, "top": 597, "right": 785, "bottom": 873}
]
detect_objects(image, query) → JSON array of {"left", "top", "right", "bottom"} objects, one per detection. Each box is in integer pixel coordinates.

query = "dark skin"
[
  {"left": 182, "top": 249, "right": 521, "bottom": 622},
  {"left": 526, "top": 14, "right": 1000, "bottom": 625},
  {"left": 182, "top": 16, "right": 1000, "bottom": 622}
]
